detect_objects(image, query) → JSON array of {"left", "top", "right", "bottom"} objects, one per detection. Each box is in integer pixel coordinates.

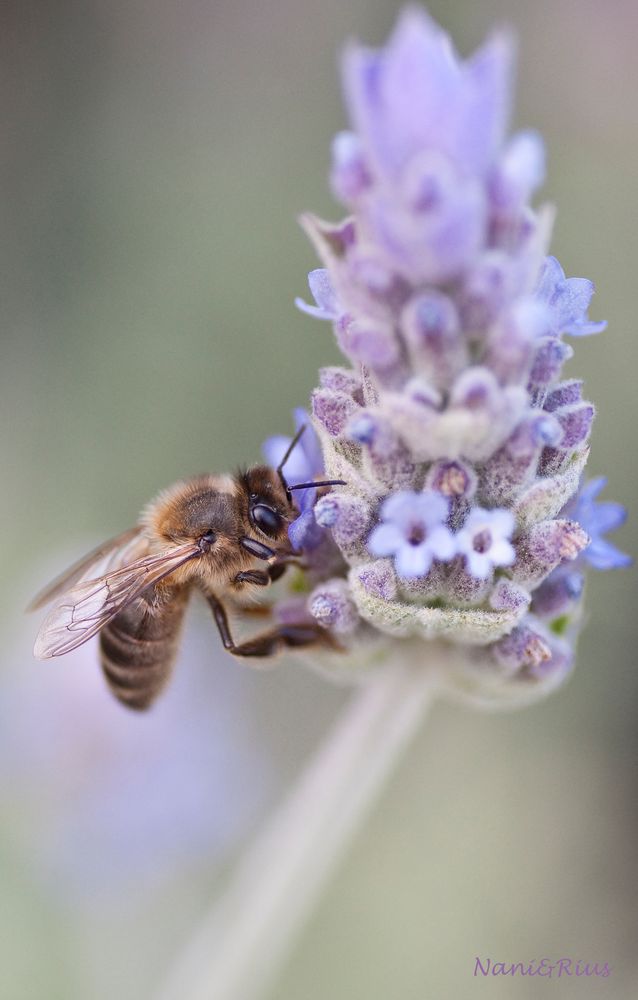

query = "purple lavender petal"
[
  {"left": 295, "top": 268, "right": 340, "bottom": 320},
  {"left": 288, "top": 509, "right": 324, "bottom": 552},
  {"left": 534, "top": 256, "right": 606, "bottom": 337},
  {"left": 343, "top": 9, "right": 460, "bottom": 179},
  {"left": 459, "top": 29, "right": 514, "bottom": 173},
  {"left": 367, "top": 169, "right": 487, "bottom": 284},
  {"left": 368, "top": 521, "right": 405, "bottom": 556},
  {"left": 262, "top": 434, "right": 293, "bottom": 471},
  {"left": 566, "top": 477, "right": 632, "bottom": 570},
  {"left": 490, "top": 130, "right": 545, "bottom": 210},
  {"left": 293, "top": 407, "right": 324, "bottom": 477},
  {"left": 330, "top": 131, "right": 371, "bottom": 204},
  {"left": 343, "top": 10, "right": 513, "bottom": 181},
  {"left": 394, "top": 542, "right": 432, "bottom": 578},
  {"left": 584, "top": 538, "right": 632, "bottom": 571},
  {"left": 587, "top": 501, "right": 628, "bottom": 534}
]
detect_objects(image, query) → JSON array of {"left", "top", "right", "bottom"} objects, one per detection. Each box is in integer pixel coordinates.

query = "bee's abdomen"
[{"left": 99, "top": 587, "right": 188, "bottom": 710}]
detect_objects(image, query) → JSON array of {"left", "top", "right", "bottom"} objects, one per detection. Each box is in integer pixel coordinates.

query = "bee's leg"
[
  {"left": 238, "top": 536, "right": 309, "bottom": 574},
  {"left": 207, "top": 595, "right": 338, "bottom": 658},
  {"left": 268, "top": 562, "right": 288, "bottom": 583},
  {"left": 239, "top": 537, "right": 276, "bottom": 561},
  {"left": 269, "top": 555, "right": 311, "bottom": 580},
  {"left": 236, "top": 604, "right": 272, "bottom": 617},
  {"left": 234, "top": 564, "right": 289, "bottom": 586},
  {"left": 234, "top": 570, "right": 271, "bottom": 587},
  {"left": 235, "top": 553, "right": 306, "bottom": 587},
  {"left": 228, "top": 566, "right": 287, "bottom": 616}
]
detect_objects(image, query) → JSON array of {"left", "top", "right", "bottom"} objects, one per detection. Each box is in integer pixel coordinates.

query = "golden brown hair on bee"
[
  {"left": 29, "top": 455, "right": 343, "bottom": 711},
  {"left": 143, "top": 474, "right": 238, "bottom": 543}
]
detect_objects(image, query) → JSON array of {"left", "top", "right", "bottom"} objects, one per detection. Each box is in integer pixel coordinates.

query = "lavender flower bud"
[
  {"left": 482, "top": 299, "right": 546, "bottom": 384},
  {"left": 309, "top": 579, "right": 360, "bottom": 635},
  {"left": 531, "top": 569, "right": 584, "bottom": 618},
  {"left": 425, "top": 459, "right": 477, "bottom": 529},
  {"left": 330, "top": 131, "right": 371, "bottom": 204},
  {"left": 314, "top": 493, "right": 371, "bottom": 547},
  {"left": 311, "top": 387, "right": 359, "bottom": 438},
  {"left": 425, "top": 460, "right": 477, "bottom": 500},
  {"left": 553, "top": 402, "right": 595, "bottom": 449},
  {"left": 348, "top": 411, "right": 417, "bottom": 490},
  {"left": 340, "top": 318, "right": 401, "bottom": 373},
  {"left": 488, "top": 579, "right": 531, "bottom": 615},
  {"left": 445, "top": 559, "right": 493, "bottom": 606},
  {"left": 527, "top": 338, "right": 573, "bottom": 404},
  {"left": 352, "top": 560, "right": 397, "bottom": 601},
  {"left": 543, "top": 379, "right": 583, "bottom": 412},
  {"left": 318, "top": 366, "right": 364, "bottom": 402},
  {"left": 401, "top": 292, "right": 467, "bottom": 388},
  {"left": 490, "top": 131, "right": 546, "bottom": 212},
  {"left": 512, "top": 519, "right": 590, "bottom": 588},
  {"left": 490, "top": 623, "right": 552, "bottom": 674}
]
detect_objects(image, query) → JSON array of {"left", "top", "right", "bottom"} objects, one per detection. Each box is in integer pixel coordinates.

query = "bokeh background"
[{"left": 1, "top": 1, "right": 636, "bottom": 997}]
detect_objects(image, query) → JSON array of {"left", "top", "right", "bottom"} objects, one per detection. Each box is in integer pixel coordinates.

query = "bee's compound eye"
[
  {"left": 201, "top": 529, "right": 216, "bottom": 546},
  {"left": 251, "top": 504, "right": 283, "bottom": 538}
]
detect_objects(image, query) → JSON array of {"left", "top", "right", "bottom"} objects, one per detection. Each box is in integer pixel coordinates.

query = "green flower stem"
[{"left": 155, "top": 661, "right": 438, "bottom": 1000}]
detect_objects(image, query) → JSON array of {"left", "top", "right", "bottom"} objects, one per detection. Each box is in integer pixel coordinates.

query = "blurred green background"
[{"left": 1, "top": 0, "right": 636, "bottom": 997}]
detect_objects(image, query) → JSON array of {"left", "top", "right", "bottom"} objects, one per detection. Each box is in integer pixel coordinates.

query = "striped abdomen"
[{"left": 100, "top": 584, "right": 190, "bottom": 710}]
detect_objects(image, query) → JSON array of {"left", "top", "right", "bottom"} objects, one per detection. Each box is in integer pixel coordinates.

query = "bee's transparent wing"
[
  {"left": 27, "top": 527, "right": 144, "bottom": 612},
  {"left": 33, "top": 542, "right": 201, "bottom": 659}
]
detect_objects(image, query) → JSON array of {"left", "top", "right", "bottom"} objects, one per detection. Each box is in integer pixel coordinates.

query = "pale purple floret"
[
  {"left": 341, "top": 8, "right": 512, "bottom": 181},
  {"left": 569, "top": 478, "right": 631, "bottom": 570},
  {"left": 489, "top": 130, "right": 545, "bottom": 211},
  {"left": 534, "top": 257, "right": 607, "bottom": 337},
  {"left": 368, "top": 490, "right": 455, "bottom": 578},
  {"left": 455, "top": 507, "right": 516, "bottom": 579},
  {"left": 331, "top": 9, "right": 517, "bottom": 286},
  {"left": 330, "top": 131, "right": 371, "bottom": 203},
  {"left": 295, "top": 269, "right": 340, "bottom": 321},
  {"left": 262, "top": 409, "right": 325, "bottom": 550}
]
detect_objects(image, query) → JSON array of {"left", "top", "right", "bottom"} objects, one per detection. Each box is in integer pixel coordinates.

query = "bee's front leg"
[
  {"left": 233, "top": 569, "right": 271, "bottom": 587},
  {"left": 234, "top": 562, "right": 305, "bottom": 592}
]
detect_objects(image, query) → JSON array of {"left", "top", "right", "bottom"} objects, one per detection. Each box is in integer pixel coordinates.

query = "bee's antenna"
[
  {"left": 288, "top": 479, "right": 346, "bottom": 492},
  {"left": 276, "top": 423, "right": 307, "bottom": 501}
]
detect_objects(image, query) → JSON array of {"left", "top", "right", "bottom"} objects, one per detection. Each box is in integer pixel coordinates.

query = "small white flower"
[
  {"left": 456, "top": 508, "right": 516, "bottom": 579},
  {"left": 368, "top": 490, "right": 456, "bottom": 578}
]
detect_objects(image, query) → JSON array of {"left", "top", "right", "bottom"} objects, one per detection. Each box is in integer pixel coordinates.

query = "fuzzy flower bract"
[{"left": 272, "top": 7, "right": 629, "bottom": 706}]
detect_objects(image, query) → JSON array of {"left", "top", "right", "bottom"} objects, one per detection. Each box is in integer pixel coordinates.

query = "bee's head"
[{"left": 237, "top": 465, "right": 295, "bottom": 544}]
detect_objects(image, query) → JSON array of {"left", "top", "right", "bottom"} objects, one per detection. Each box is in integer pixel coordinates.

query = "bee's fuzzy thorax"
[{"left": 141, "top": 474, "right": 238, "bottom": 544}]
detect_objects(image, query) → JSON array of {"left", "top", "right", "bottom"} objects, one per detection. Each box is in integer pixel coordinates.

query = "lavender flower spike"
[{"left": 269, "top": 7, "right": 627, "bottom": 707}]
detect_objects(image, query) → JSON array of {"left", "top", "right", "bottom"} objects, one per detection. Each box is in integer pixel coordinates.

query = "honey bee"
[{"left": 29, "top": 430, "right": 344, "bottom": 710}]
